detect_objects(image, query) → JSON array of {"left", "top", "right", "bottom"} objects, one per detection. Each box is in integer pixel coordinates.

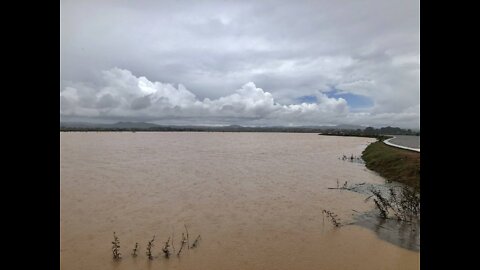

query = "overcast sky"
[{"left": 60, "top": 0, "right": 419, "bottom": 128}]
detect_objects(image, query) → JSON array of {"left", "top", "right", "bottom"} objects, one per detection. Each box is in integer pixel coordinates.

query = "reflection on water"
[
  {"left": 352, "top": 210, "right": 420, "bottom": 251},
  {"left": 340, "top": 182, "right": 420, "bottom": 251}
]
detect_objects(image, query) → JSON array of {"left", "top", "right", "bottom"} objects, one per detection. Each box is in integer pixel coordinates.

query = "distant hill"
[
  {"left": 59, "top": 121, "right": 418, "bottom": 135},
  {"left": 109, "top": 122, "right": 159, "bottom": 129},
  {"left": 60, "top": 121, "right": 363, "bottom": 130},
  {"left": 60, "top": 121, "right": 159, "bottom": 129},
  {"left": 332, "top": 124, "right": 365, "bottom": 130}
]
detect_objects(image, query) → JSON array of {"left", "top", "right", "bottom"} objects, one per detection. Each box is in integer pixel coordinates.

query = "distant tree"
[{"left": 364, "top": 127, "right": 375, "bottom": 135}]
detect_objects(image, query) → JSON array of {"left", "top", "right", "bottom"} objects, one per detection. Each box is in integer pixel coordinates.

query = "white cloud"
[
  {"left": 61, "top": 68, "right": 352, "bottom": 125},
  {"left": 60, "top": 0, "right": 419, "bottom": 128}
]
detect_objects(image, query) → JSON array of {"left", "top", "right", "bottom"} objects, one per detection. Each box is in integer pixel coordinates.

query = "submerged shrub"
[
  {"left": 112, "top": 232, "right": 121, "bottom": 260},
  {"left": 369, "top": 186, "right": 420, "bottom": 221}
]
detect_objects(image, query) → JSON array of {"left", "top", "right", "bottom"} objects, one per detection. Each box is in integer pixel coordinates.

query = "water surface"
[{"left": 60, "top": 132, "right": 419, "bottom": 270}]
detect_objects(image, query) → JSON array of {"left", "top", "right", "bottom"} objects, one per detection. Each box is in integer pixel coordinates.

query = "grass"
[{"left": 362, "top": 141, "right": 420, "bottom": 190}]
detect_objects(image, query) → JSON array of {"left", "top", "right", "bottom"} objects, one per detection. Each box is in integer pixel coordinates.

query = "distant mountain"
[
  {"left": 109, "top": 122, "right": 159, "bottom": 129},
  {"left": 334, "top": 124, "right": 366, "bottom": 130},
  {"left": 60, "top": 121, "right": 159, "bottom": 129},
  {"left": 60, "top": 121, "right": 364, "bottom": 130},
  {"left": 60, "top": 121, "right": 416, "bottom": 135}
]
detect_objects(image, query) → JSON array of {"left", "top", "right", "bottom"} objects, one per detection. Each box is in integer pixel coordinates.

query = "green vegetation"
[
  {"left": 320, "top": 126, "right": 418, "bottom": 138},
  {"left": 362, "top": 141, "right": 420, "bottom": 189}
]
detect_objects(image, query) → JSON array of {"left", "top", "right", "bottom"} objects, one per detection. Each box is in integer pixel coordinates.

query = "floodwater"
[
  {"left": 388, "top": 135, "right": 420, "bottom": 149},
  {"left": 60, "top": 132, "right": 419, "bottom": 270}
]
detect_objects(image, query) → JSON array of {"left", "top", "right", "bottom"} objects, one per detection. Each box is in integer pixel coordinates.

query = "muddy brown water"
[{"left": 60, "top": 132, "right": 419, "bottom": 270}]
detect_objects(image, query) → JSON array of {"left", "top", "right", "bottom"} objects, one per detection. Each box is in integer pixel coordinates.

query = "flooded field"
[
  {"left": 60, "top": 132, "right": 419, "bottom": 270},
  {"left": 388, "top": 135, "right": 420, "bottom": 149}
]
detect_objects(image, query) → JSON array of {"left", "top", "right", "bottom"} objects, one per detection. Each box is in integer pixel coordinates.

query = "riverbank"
[{"left": 362, "top": 141, "right": 420, "bottom": 189}]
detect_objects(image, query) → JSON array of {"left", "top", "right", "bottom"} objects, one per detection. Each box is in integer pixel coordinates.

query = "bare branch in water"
[
  {"left": 146, "top": 235, "right": 155, "bottom": 260},
  {"left": 177, "top": 233, "right": 187, "bottom": 256},
  {"left": 131, "top": 242, "right": 139, "bottom": 257},
  {"left": 171, "top": 230, "right": 176, "bottom": 254},
  {"left": 162, "top": 237, "right": 171, "bottom": 258},
  {"left": 322, "top": 210, "right": 342, "bottom": 227},
  {"left": 190, "top": 235, "right": 201, "bottom": 249},
  {"left": 184, "top": 224, "right": 190, "bottom": 249}
]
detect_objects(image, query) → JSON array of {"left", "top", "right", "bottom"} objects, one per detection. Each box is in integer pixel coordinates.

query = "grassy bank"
[{"left": 362, "top": 141, "right": 420, "bottom": 189}]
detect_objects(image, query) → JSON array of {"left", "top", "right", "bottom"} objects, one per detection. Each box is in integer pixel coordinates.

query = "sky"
[{"left": 60, "top": 0, "right": 419, "bottom": 128}]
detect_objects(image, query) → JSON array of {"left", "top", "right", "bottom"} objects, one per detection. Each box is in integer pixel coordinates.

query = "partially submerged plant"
[
  {"left": 132, "top": 242, "right": 139, "bottom": 257},
  {"left": 328, "top": 180, "right": 351, "bottom": 190},
  {"left": 177, "top": 233, "right": 187, "bottom": 256},
  {"left": 162, "top": 237, "right": 171, "bottom": 258},
  {"left": 112, "top": 232, "right": 121, "bottom": 260},
  {"left": 184, "top": 224, "right": 190, "bottom": 250},
  {"left": 109, "top": 226, "right": 202, "bottom": 261},
  {"left": 190, "top": 235, "right": 201, "bottom": 248},
  {"left": 146, "top": 235, "right": 155, "bottom": 260},
  {"left": 322, "top": 210, "right": 341, "bottom": 227},
  {"left": 368, "top": 186, "right": 420, "bottom": 221},
  {"left": 171, "top": 231, "right": 176, "bottom": 254},
  {"left": 340, "top": 154, "right": 363, "bottom": 163}
]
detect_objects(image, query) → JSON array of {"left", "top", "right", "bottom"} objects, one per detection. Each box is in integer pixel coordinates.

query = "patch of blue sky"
[
  {"left": 296, "top": 95, "right": 318, "bottom": 103},
  {"left": 296, "top": 90, "right": 373, "bottom": 111},
  {"left": 326, "top": 90, "right": 374, "bottom": 110}
]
